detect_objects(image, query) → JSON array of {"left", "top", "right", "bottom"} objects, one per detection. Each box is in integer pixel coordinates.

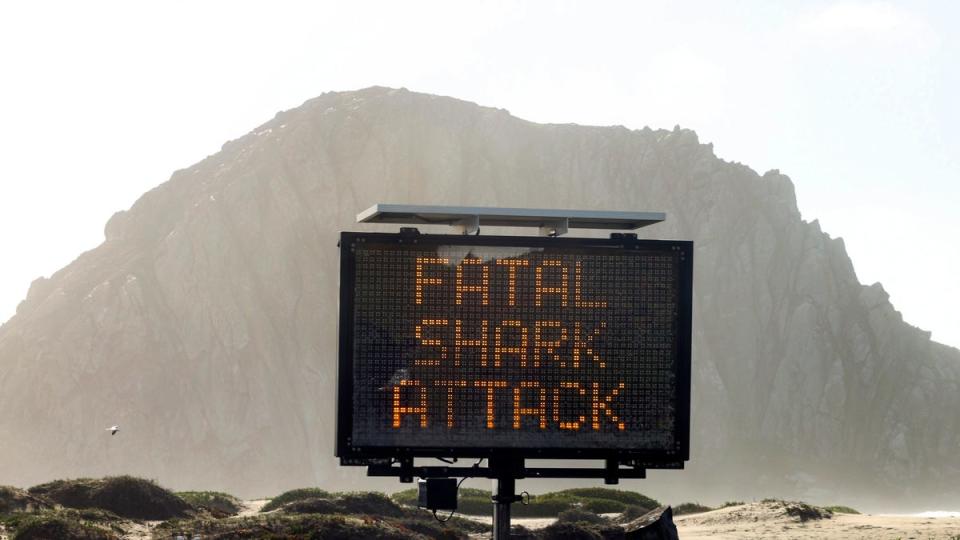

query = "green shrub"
[
  {"left": 457, "top": 487, "right": 490, "bottom": 498},
  {"left": 156, "top": 511, "right": 465, "bottom": 539},
  {"left": 458, "top": 488, "right": 494, "bottom": 516},
  {"left": 391, "top": 488, "right": 419, "bottom": 507},
  {"left": 539, "top": 521, "right": 603, "bottom": 540},
  {"left": 454, "top": 493, "right": 492, "bottom": 516},
  {"left": 509, "top": 524, "right": 537, "bottom": 540},
  {"left": 594, "top": 522, "right": 628, "bottom": 539},
  {"left": 270, "top": 513, "right": 421, "bottom": 539},
  {"left": 61, "top": 508, "right": 124, "bottom": 527},
  {"left": 552, "top": 488, "right": 660, "bottom": 510},
  {"left": 335, "top": 492, "right": 405, "bottom": 517},
  {"left": 395, "top": 486, "right": 659, "bottom": 519},
  {"left": 418, "top": 512, "right": 490, "bottom": 535},
  {"left": 515, "top": 489, "right": 658, "bottom": 518},
  {"left": 176, "top": 491, "right": 242, "bottom": 516},
  {"left": 279, "top": 497, "right": 340, "bottom": 515},
  {"left": 0, "top": 486, "right": 53, "bottom": 514},
  {"left": 271, "top": 491, "right": 405, "bottom": 518},
  {"left": 393, "top": 518, "right": 463, "bottom": 539},
  {"left": 618, "top": 505, "right": 653, "bottom": 523},
  {"left": 28, "top": 476, "right": 191, "bottom": 520},
  {"left": 582, "top": 499, "right": 627, "bottom": 514},
  {"left": 261, "top": 488, "right": 331, "bottom": 512},
  {"left": 512, "top": 496, "right": 573, "bottom": 517},
  {"left": 10, "top": 514, "right": 118, "bottom": 540},
  {"left": 405, "top": 510, "right": 489, "bottom": 534},
  {"left": 0, "top": 513, "right": 32, "bottom": 533},
  {"left": 672, "top": 502, "right": 712, "bottom": 516},
  {"left": 782, "top": 502, "right": 832, "bottom": 522},
  {"left": 557, "top": 507, "right": 607, "bottom": 524},
  {"left": 824, "top": 505, "right": 859, "bottom": 515},
  {"left": 720, "top": 501, "right": 744, "bottom": 508}
]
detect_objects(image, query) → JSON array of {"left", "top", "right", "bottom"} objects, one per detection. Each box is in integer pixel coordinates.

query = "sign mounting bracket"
[
  {"left": 455, "top": 214, "right": 480, "bottom": 235},
  {"left": 538, "top": 217, "right": 568, "bottom": 237}
]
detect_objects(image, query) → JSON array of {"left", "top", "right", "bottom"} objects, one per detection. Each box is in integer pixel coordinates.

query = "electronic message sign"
[{"left": 336, "top": 232, "right": 692, "bottom": 463}]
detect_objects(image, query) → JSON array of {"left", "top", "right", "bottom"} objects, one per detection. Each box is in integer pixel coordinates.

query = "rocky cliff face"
[{"left": 1, "top": 87, "right": 957, "bottom": 506}]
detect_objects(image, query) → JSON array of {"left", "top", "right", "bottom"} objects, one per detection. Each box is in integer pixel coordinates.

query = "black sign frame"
[{"left": 336, "top": 231, "right": 693, "bottom": 465}]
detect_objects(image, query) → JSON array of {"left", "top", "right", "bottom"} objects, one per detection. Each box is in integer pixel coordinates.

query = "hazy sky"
[{"left": 0, "top": 1, "right": 957, "bottom": 347}]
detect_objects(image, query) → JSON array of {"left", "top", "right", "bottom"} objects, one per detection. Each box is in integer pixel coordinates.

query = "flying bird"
[{"left": 106, "top": 425, "right": 119, "bottom": 436}]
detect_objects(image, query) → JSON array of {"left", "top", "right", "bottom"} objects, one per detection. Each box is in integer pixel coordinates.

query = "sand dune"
[{"left": 677, "top": 502, "right": 960, "bottom": 539}]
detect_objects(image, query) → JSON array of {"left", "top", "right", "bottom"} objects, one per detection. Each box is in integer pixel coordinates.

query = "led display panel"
[{"left": 336, "top": 232, "right": 692, "bottom": 462}]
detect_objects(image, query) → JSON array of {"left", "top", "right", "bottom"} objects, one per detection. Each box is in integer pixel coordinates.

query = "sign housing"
[{"left": 336, "top": 231, "right": 692, "bottom": 465}]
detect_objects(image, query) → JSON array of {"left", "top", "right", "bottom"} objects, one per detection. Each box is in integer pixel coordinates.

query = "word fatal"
[
  {"left": 415, "top": 257, "right": 608, "bottom": 308},
  {"left": 390, "top": 256, "right": 629, "bottom": 432}
]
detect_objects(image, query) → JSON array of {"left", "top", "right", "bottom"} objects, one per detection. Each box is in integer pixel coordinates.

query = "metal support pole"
[
  {"left": 492, "top": 475, "right": 515, "bottom": 540},
  {"left": 489, "top": 456, "right": 523, "bottom": 540}
]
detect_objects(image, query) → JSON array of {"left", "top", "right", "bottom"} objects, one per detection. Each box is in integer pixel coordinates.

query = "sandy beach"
[
  {"left": 464, "top": 501, "right": 960, "bottom": 539},
  {"left": 676, "top": 503, "right": 960, "bottom": 539}
]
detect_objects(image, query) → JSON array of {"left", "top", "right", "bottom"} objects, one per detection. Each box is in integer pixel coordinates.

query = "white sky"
[{"left": 0, "top": 1, "right": 957, "bottom": 347}]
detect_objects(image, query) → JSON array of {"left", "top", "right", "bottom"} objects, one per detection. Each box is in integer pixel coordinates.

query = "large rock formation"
[{"left": 0, "top": 87, "right": 957, "bottom": 507}]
